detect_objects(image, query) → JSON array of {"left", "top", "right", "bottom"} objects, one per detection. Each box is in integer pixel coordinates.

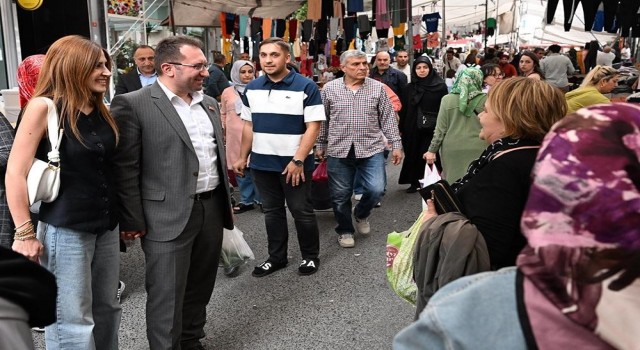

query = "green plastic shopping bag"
[{"left": 386, "top": 212, "right": 425, "bottom": 305}]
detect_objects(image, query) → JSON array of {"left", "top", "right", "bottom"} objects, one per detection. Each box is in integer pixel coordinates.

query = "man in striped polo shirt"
[{"left": 233, "top": 37, "right": 326, "bottom": 277}]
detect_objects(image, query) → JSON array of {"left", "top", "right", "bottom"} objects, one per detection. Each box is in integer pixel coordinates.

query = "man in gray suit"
[{"left": 111, "top": 36, "right": 233, "bottom": 350}]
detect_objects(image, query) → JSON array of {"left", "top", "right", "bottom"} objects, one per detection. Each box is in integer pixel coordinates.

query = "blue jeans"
[
  {"left": 328, "top": 151, "right": 386, "bottom": 234},
  {"left": 251, "top": 169, "right": 320, "bottom": 263},
  {"left": 353, "top": 150, "right": 388, "bottom": 195},
  {"left": 236, "top": 168, "right": 261, "bottom": 205},
  {"left": 37, "top": 222, "right": 121, "bottom": 350}
]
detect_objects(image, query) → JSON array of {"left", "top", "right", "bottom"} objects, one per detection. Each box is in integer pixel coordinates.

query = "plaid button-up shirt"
[{"left": 317, "top": 77, "right": 402, "bottom": 158}]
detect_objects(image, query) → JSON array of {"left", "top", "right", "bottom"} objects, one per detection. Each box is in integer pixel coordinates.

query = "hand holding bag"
[
  {"left": 26, "top": 97, "right": 63, "bottom": 206},
  {"left": 312, "top": 159, "right": 328, "bottom": 182},
  {"left": 419, "top": 180, "right": 464, "bottom": 215},
  {"left": 220, "top": 226, "right": 255, "bottom": 268}
]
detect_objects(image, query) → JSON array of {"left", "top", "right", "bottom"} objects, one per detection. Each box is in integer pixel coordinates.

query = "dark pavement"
[{"left": 34, "top": 163, "right": 421, "bottom": 350}]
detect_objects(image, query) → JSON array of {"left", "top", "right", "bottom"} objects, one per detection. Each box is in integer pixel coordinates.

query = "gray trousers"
[
  {"left": 0, "top": 296, "right": 35, "bottom": 350},
  {"left": 141, "top": 188, "right": 225, "bottom": 350}
]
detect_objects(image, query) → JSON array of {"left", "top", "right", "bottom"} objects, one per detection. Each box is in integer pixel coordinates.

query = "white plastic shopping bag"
[
  {"left": 220, "top": 226, "right": 255, "bottom": 268},
  {"left": 419, "top": 164, "right": 441, "bottom": 210}
]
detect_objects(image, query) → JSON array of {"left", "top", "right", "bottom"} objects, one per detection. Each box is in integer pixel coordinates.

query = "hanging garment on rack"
[
  {"left": 344, "top": 17, "right": 357, "bottom": 43},
  {"left": 334, "top": 0, "right": 344, "bottom": 18},
  {"left": 330, "top": 17, "right": 340, "bottom": 39},
  {"left": 308, "top": 0, "right": 322, "bottom": 20},
  {"left": 275, "top": 19, "right": 286, "bottom": 37},
  {"left": 375, "top": 0, "right": 390, "bottom": 28},
  {"left": 303, "top": 20, "right": 314, "bottom": 42},
  {"left": 347, "top": 0, "right": 364, "bottom": 13},
  {"left": 422, "top": 12, "right": 441, "bottom": 33},
  {"left": 262, "top": 18, "right": 272, "bottom": 40},
  {"left": 239, "top": 16, "right": 248, "bottom": 38},
  {"left": 289, "top": 19, "right": 298, "bottom": 42}
]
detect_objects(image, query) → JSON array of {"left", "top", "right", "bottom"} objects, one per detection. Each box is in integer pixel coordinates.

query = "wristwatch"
[{"left": 291, "top": 158, "right": 304, "bottom": 167}]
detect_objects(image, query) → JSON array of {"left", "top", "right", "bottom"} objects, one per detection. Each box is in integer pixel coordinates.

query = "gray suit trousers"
[{"left": 141, "top": 187, "right": 225, "bottom": 350}]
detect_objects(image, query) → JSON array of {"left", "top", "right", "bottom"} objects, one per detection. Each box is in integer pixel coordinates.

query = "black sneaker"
[
  {"left": 252, "top": 260, "right": 287, "bottom": 277},
  {"left": 298, "top": 258, "right": 319, "bottom": 275}
]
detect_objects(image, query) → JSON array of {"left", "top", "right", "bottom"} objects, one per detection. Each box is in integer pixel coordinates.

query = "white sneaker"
[
  {"left": 354, "top": 216, "right": 371, "bottom": 235},
  {"left": 338, "top": 234, "right": 355, "bottom": 248},
  {"left": 352, "top": 207, "right": 371, "bottom": 235},
  {"left": 353, "top": 194, "right": 363, "bottom": 201}
]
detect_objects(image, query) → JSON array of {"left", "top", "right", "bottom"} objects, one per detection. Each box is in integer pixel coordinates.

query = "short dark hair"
[
  {"left": 548, "top": 44, "right": 561, "bottom": 53},
  {"left": 258, "top": 37, "right": 290, "bottom": 54},
  {"left": 154, "top": 36, "right": 203, "bottom": 75},
  {"left": 134, "top": 45, "right": 154, "bottom": 55},
  {"left": 212, "top": 52, "right": 226, "bottom": 64},
  {"left": 533, "top": 47, "right": 545, "bottom": 54}
]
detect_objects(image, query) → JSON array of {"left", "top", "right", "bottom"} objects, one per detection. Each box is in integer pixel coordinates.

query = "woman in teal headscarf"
[{"left": 424, "top": 67, "right": 487, "bottom": 183}]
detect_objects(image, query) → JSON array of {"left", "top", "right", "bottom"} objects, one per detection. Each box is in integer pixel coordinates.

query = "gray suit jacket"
[{"left": 111, "top": 82, "right": 233, "bottom": 242}]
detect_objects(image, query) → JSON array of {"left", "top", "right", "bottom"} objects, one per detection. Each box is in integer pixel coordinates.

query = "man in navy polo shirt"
[{"left": 233, "top": 37, "right": 326, "bottom": 277}]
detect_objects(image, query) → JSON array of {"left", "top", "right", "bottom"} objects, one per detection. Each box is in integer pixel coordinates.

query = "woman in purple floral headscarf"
[{"left": 394, "top": 103, "right": 640, "bottom": 349}]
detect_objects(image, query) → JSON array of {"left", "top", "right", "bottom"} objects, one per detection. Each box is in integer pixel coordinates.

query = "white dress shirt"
[{"left": 157, "top": 80, "right": 220, "bottom": 193}]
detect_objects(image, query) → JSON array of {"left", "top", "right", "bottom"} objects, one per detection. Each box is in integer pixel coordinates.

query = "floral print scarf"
[{"left": 517, "top": 103, "right": 640, "bottom": 349}]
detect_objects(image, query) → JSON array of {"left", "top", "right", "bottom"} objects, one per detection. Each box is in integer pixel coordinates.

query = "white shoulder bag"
[{"left": 26, "top": 97, "right": 63, "bottom": 205}]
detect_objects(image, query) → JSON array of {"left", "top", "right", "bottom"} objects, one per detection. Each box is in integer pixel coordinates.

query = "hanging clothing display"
[
  {"left": 347, "top": 0, "right": 364, "bottom": 13},
  {"left": 413, "top": 34, "right": 423, "bottom": 49},
  {"left": 316, "top": 19, "right": 329, "bottom": 46},
  {"left": 334, "top": 0, "right": 344, "bottom": 18},
  {"left": 427, "top": 32, "right": 439, "bottom": 48},
  {"left": 322, "top": 0, "right": 334, "bottom": 19},
  {"left": 308, "top": 0, "right": 322, "bottom": 20},
  {"left": 225, "top": 13, "right": 236, "bottom": 38},
  {"left": 617, "top": 0, "right": 639, "bottom": 37},
  {"left": 239, "top": 16, "right": 248, "bottom": 38},
  {"left": 422, "top": 12, "right": 441, "bottom": 33},
  {"left": 375, "top": 0, "right": 390, "bottom": 28},
  {"left": 376, "top": 27, "right": 389, "bottom": 39},
  {"left": 394, "top": 35, "right": 406, "bottom": 51},
  {"left": 302, "top": 20, "right": 314, "bottom": 42},
  {"left": 262, "top": 18, "right": 272, "bottom": 40},
  {"left": 275, "top": 19, "right": 286, "bottom": 37},
  {"left": 486, "top": 17, "right": 496, "bottom": 36},
  {"left": 343, "top": 17, "right": 357, "bottom": 42},
  {"left": 251, "top": 17, "right": 262, "bottom": 38},
  {"left": 390, "top": 0, "right": 407, "bottom": 28},
  {"left": 289, "top": 19, "right": 298, "bottom": 43},
  {"left": 392, "top": 23, "right": 406, "bottom": 36},
  {"left": 546, "top": 0, "right": 619, "bottom": 31},
  {"left": 330, "top": 17, "right": 340, "bottom": 39}
]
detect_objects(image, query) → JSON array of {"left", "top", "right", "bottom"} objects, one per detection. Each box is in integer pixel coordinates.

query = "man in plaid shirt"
[{"left": 316, "top": 50, "right": 403, "bottom": 248}]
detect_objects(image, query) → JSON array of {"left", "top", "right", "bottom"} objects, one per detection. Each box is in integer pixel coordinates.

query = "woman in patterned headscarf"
[
  {"left": 395, "top": 103, "right": 640, "bottom": 349},
  {"left": 424, "top": 67, "right": 487, "bottom": 183}
]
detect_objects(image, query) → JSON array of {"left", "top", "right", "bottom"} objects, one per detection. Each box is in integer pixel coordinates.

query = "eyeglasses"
[
  {"left": 167, "top": 62, "right": 211, "bottom": 71},
  {"left": 493, "top": 72, "right": 505, "bottom": 78}
]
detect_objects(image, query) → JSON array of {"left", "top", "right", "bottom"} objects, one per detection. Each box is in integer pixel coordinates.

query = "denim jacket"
[{"left": 393, "top": 268, "right": 528, "bottom": 350}]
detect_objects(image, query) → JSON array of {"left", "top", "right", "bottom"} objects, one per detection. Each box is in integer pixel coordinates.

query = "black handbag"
[
  {"left": 418, "top": 180, "right": 464, "bottom": 215},
  {"left": 417, "top": 106, "right": 438, "bottom": 130}
]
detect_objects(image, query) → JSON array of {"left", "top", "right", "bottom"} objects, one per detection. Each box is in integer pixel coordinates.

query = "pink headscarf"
[
  {"left": 17, "top": 54, "right": 45, "bottom": 108},
  {"left": 518, "top": 103, "right": 640, "bottom": 349}
]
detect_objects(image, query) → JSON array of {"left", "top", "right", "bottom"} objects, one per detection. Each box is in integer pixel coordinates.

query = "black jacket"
[{"left": 114, "top": 69, "right": 143, "bottom": 96}]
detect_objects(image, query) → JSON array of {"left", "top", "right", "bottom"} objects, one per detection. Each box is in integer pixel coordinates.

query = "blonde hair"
[
  {"left": 32, "top": 35, "right": 118, "bottom": 145},
  {"left": 581, "top": 65, "right": 619, "bottom": 87},
  {"left": 487, "top": 77, "right": 566, "bottom": 142}
]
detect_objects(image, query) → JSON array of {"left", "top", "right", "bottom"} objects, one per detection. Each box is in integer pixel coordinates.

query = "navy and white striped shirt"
[{"left": 241, "top": 70, "right": 325, "bottom": 172}]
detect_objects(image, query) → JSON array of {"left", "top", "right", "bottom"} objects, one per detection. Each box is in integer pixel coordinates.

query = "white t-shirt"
[{"left": 596, "top": 51, "right": 616, "bottom": 67}]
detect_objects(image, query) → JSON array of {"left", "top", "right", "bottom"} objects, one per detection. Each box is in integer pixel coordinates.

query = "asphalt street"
[{"left": 34, "top": 163, "right": 422, "bottom": 350}]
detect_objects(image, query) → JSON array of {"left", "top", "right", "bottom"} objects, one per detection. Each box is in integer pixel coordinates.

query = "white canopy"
[
  {"left": 172, "top": 0, "right": 305, "bottom": 27},
  {"left": 171, "top": 0, "right": 617, "bottom": 46}
]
